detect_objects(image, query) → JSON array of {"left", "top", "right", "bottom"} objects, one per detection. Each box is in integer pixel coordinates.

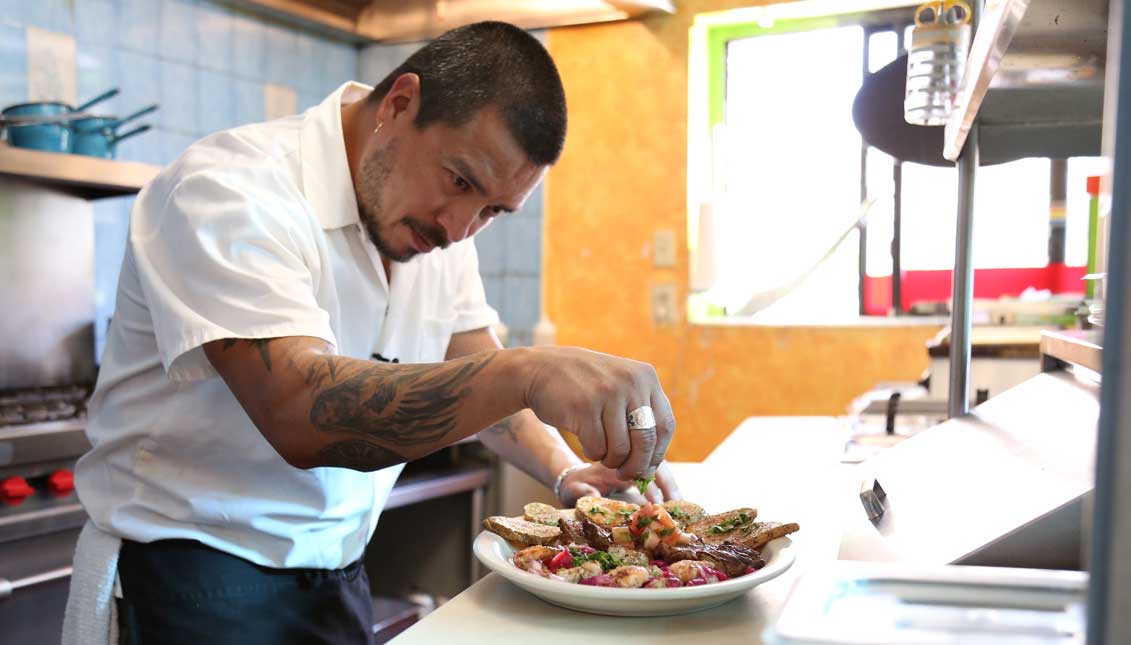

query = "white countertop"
[{"left": 391, "top": 417, "right": 858, "bottom": 644}]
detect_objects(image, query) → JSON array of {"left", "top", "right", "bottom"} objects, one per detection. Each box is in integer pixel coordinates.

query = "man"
[{"left": 63, "top": 21, "right": 677, "bottom": 645}]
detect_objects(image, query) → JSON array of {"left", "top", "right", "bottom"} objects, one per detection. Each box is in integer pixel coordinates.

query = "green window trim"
[
  {"left": 706, "top": 16, "right": 842, "bottom": 132},
  {"left": 704, "top": 8, "right": 913, "bottom": 134}
]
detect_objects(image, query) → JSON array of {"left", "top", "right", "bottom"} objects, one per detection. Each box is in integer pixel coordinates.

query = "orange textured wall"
[{"left": 544, "top": 2, "right": 942, "bottom": 461}]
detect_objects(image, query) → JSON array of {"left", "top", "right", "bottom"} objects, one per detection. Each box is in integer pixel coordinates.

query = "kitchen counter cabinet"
[{"left": 390, "top": 417, "right": 855, "bottom": 644}]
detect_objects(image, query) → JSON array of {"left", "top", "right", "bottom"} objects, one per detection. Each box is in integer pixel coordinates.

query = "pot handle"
[
  {"left": 75, "top": 88, "right": 120, "bottom": 113},
  {"left": 109, "top": 124, "right": 151, "bottom": 144},
  {"left": 113, "top": 104, "right": 159, "bottom": 129}
]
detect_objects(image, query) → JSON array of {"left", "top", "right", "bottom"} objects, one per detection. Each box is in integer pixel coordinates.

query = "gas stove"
[
  {"left": 0, "top": 386, "right": 91, "bottom": 543},
  {"left": 0, "top": 385, "right": 88, "bottom": 427}
]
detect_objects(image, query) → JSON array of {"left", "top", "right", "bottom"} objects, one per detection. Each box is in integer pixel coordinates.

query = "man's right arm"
[
  {"left": 202, "top": 335, "right": 675, "bottom": 477},
  {"left": 203, "top": 336, "right": 525, "bottom": 471}
]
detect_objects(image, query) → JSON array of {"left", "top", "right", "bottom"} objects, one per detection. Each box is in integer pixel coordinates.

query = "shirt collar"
[{"left": 299, "top": 81, "right": 372, "bottom": 230}]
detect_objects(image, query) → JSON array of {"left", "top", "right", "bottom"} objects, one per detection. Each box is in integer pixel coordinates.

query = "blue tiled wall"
[
  {"left": 358, "top": 34, "right": 548, "bottom": 348},
  {"left": 0, "top": 0, "right": 358, "bottom": 358},
  {"left": 0, "top": 0, "right": 357, "bottom": 166}
]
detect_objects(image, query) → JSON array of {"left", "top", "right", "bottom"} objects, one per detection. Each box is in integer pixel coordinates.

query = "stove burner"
[{"left": 0, "top": 385, "right": 89, "bottom": 426}]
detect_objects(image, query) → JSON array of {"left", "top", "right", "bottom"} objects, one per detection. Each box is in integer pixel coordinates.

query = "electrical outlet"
[
  {"left": 653, "top": 230, "right": 677, "bottom": 268},
  {"left": 650, "top": 283, "right": 679, "bottom": 325}
]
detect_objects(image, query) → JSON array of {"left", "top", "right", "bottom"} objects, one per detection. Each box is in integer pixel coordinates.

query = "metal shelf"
[
  {"left": 0, "top": 143, "right": 159, "bottom": 199},
  {"left": 1041, "top": 329, "right": 1103, "bottom": 374},
  {"left": 943, "top": 0, "right": 1108, "bottom": 162},
  {"left": 385, "top": 461, "right": 492, "bottom": 510}
]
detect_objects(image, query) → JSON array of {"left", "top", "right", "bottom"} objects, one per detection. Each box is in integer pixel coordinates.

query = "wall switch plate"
[
  {"left": 653, "top": 230, "right": 677, "bottom": 268},
  {"left": 650, "top": 283, "right": 679, "bottom": 326}
]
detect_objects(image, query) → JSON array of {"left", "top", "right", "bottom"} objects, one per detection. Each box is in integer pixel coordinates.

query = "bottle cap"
[{"left": 1087, "top": 175, "right": 1102, "bottom": 196}]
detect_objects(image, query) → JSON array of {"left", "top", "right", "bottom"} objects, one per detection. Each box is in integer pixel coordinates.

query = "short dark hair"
[{"left": 368, "top": 21, "right": 567, "bottom": 166}]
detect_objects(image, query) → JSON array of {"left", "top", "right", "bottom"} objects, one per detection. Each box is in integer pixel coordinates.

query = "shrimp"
[
  {"left": 608, "top": 545, "right": 649, "bottom": 567},
  {"left": 556, "top": 561, "right": 602, "bottom": 583},
  {"left": 667, "top": 560, "right": 716, "bottom": 584},
  {"left": 607, "top": 565, "right": 651, "bottom": 588},
  {"left": 513, "top": 545, "right": 560, "bottom": 572}
]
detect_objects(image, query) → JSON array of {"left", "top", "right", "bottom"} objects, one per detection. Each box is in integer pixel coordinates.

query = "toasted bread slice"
[
  {"left": 662, "top": 500, "right": 707, "bottom": 528},
  {"left": 524, "top": 502, "right": 565, "bottom": 526},
  {"left": 574, "top": 496, "right": 638, "bottom": 527},
  {"left": 686, "top": 508, "right": 758, "bottom": 543},
  {"left": 743, "top": 521, "right": 800, "bottom": 550},
  {"left": 483, "top": 515, "right": 561, "bottom": 546}
]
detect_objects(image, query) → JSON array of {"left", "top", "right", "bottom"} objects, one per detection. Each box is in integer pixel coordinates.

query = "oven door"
[{"left": 0, "top": 527, "right": 79, "bottom": 642}]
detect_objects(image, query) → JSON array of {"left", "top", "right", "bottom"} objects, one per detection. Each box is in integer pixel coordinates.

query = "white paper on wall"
[
  {"left": 263, "top": 83, "right": 297, "bottom": 120},
  {"left": 27, "top": 27, "right": 76, "bottom": 105}
]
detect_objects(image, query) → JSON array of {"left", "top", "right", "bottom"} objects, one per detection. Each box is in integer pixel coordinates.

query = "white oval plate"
[{"left": 473, "top": 531, "right": 796, "bottom": 617}]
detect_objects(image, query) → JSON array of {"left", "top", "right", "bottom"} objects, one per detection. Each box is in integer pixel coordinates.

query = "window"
[
  {"left": 688, "top": 2, "right": 1102, "bottom": 324},
  {"left": 711, "top": 25, "right": 864, "bottom": 322}
]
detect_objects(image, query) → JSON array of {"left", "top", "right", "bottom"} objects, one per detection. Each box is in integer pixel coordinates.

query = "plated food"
[{"left": 482, "top": 496, "right": 799, "bottom": 589}]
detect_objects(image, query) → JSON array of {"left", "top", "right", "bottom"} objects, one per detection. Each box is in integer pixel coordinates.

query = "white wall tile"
[
  {"left": 263, "top": 82, "right": 296, "bottom": 119},
  {"left": 26, "top": 27, "right": 75, "bottom": 104}
]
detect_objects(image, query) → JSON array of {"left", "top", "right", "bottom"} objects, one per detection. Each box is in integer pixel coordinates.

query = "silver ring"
[{"left": 627, "top": 405, "right": 656, "bottom": 431}]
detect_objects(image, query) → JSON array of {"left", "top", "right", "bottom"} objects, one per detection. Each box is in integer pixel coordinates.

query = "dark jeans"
[{"left": 116, "top": 539, "right": 375, "bottom": 645}]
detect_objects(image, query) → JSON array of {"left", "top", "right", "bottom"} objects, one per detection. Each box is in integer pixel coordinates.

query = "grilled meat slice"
[
  {"left": 657, "top": 541, "right": 764, "bottom": 578},
  {"left": 557, "top": 517, "right": 589, "bottom": 547},
  {"left": 580, "top": 517, "right": 614, "bottom": 551}
]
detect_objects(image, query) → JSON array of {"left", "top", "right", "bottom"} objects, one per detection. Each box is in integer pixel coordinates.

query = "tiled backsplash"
[{"left": 0, "top": 2, "right": 543, "bottom": 354}]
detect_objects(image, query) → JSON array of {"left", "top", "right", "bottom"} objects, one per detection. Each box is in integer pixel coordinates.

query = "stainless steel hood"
[{"left": 228, "top": 0, "right": 675, "bottom": 43}]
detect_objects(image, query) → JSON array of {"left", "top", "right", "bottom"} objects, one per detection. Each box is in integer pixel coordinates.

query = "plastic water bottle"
[{"left": 904, "top": 0, "right": 972, "bottom": 126}]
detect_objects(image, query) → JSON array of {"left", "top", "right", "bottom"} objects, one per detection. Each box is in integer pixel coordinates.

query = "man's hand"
[
  {"left": 557, "top": 462, "right": 681, "bottom": 508},
  {"left": 521, "top": 346, "right": 676, "bottom": 481}
]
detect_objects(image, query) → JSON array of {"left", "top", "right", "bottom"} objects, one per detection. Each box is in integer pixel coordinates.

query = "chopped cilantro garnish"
[
  {"left": 708, "top": 512, "right": 751, "bottom": 534},
  {"left": 568, "top": 546, "right": 625, "bottom": 572},
  {"left": 669, "top": 508, "right": 687, "bottom": 519},
  {"left": 658, "top": 527, "right": 674, "bottom": 537},
  {"left": 633, "top": 476, "right": 655, "bottom": 495},
  {"left": 637, "top": 515, "right": 654, "bottom": 528},
  {"left": 588, "top": 506, "right": 607, "bottom": 515}
]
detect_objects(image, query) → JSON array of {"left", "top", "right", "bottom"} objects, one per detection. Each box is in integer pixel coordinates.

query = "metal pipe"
[
  {"left": 893, "top": 160, "right": 904, "bottom": 315},
  {"left": 948, "top": 124, "right": 977, "bottom": 418},
  {"left": 947, "top": 0, "right": 982, "bottom": 419},
  {"left": 893, "top": 23, "right": 907, "bottom": 316},
  {"left": 1087, "top": 0, "right": 1131, "bottom": 640},
  {"left": 859, "top": 28, "right": 873, "bottom": 316}
]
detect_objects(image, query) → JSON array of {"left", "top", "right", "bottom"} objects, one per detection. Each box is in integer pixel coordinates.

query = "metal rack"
[{"left": 943, "top": 0, "right": 1131, "bottom": 642}]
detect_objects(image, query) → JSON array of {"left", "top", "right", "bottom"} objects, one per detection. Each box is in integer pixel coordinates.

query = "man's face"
[{"left": 355, "top": 106, "right": 546, "bottom": 263}]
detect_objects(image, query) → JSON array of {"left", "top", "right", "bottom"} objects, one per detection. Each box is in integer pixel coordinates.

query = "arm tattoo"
[
  {"left": 222, "top": 338, "right": 273, "bottom": 372},
  {"left": 318, "top": 439, "right": 406, "bottom": 471},
  {"left": 484, "top": 415, "right": 519, "bottom": 443},
  {"left": 309, "top": 354, "right": 495, "bottom": 447}
]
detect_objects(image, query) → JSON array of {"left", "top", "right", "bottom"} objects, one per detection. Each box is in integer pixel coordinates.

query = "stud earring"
[{"left": 373, "top": 122, "right": 383, "bottom": 135}]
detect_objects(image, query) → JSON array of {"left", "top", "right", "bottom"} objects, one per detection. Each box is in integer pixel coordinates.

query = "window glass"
[{"left": 716, "top": 25, "right": 865, "bottom": 319}]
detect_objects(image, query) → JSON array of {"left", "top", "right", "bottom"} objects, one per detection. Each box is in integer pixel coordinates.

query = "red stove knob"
[
  {"left": 1, "top": 476, "right": 35, "bottom": 505},
  {"left": 47, "top": 470, "right": 75, "bottom": 496}
]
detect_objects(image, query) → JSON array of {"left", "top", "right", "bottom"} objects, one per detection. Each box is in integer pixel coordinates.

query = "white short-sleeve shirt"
[{"left": 75, "top": 82, "right": 499, "bottom": 569}]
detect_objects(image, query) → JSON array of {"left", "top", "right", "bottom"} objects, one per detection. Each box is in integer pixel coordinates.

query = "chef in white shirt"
[{"left": 64, "top": 21, "right": 678, "bottom": 645}]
